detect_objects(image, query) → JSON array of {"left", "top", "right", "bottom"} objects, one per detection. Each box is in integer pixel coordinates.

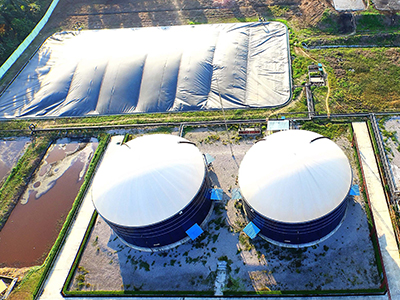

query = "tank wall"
[
  {"left": 244, "top": 198, "right": 347, "bottom": 245},
  {"left": 104, "top": 177, "right": 212, "bottom": 249}
]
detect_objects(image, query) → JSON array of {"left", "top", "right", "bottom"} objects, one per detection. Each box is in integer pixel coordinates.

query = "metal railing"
[{"left": 369, "top": 114, "right": 400, "bottom": 204}]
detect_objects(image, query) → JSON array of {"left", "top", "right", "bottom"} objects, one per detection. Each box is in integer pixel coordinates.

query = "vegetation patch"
[
  {"left": 0, "top": 135, "right": 52, "bottom": 230},
  {"left": 300, "top": 121, "right": 349, "bottom": 141},
  {"left": 0, "top": 0, "right": 52, "bottom": 66},
  {"left": 313, "top": 48, "right": 400, "bottom": 113}
]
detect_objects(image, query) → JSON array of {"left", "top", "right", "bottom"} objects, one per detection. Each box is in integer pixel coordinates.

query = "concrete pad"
[
  {"left": 332, "top": 0, "right": 366, "bottom": 11},
  {"left": 372, "top": 0, "right": 400, "bottom": 10},
  {"left": 0, "top": 279, "right": 7, "bottom": 294},
  {"left": 352, "top": 122, "right": 400, "bottom": 299}
]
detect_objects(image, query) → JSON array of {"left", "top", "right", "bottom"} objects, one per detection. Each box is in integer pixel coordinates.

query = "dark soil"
[{"left": 338, "top": 13, "right": 354, "bottom": 34}]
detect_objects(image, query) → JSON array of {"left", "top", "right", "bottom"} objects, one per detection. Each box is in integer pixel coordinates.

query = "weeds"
[
  {"left": 204, "top": 134, "right": 220, "bottom": 144},
  {"left": 76, "top": 266, "right": 90, "bottom": 290},
  {"left": 225, "top": 276, "right": 243, "bottom": 291},
  {"left": 139, "top": 261, "right": 150, "bottom": 271},
  {"left": 301, "top": 122, "right": 348, "bottom": 141},
  {"left": 238, "top": 233, "right": 252, "bottom": 251}
]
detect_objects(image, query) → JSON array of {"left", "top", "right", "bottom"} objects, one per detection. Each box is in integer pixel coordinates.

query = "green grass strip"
[
  {"left": 0, "top": 108, "right": 277, "bottom": 132},
  {"left": 0, "top": 136, "right": 52, "bottom": 229}
]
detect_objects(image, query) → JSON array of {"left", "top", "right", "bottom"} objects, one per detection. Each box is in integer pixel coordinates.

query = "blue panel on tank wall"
[
  {"left": 350, "top": 185, "right": 360, "bottom": 196},
  {"left": 204, "top": 153, "right": 215, "bottom": 165},
  {"left": 243, "top": 221, "right": 260, "bottom": 239},
  {"left": 231, "top": 188, "right": 242, "bottom": 200},
  {"left": 186, "top": 223, "right": 204, "bottom": 240},
  {"left": 210, "top": 188, "right": 223, "bottom": 200}
]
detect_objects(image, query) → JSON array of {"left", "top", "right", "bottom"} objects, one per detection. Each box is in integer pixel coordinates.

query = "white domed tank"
[
  {"left": 239, "top": 130, "right": 352, "bottom": 247},
  {"left": 92, "top": 134, "right": 212, "bottom": 251}
]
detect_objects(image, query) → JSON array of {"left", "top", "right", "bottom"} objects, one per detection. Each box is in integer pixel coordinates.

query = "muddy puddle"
[
  {"left": 0, "top": 138, "right": 29, "bottom": 183},
  {"left": 0, "top": 138, "right": 98, "bottom": 268}
]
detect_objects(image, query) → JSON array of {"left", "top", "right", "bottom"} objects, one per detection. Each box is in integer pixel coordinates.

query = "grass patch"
[
  {"left": 312, "top": 86, "right": 328, "bottom": 115},
  {"left": 315, "top": 9, "right": 340, "bottom": 35},
  {"left": 300, "top": 121, "right": 349, "bottom": 141},
  {"left": 357, "top": 13, "right": 388, "bottom": 32},
  {"left": 313, "top": 48, "right": 400, "bottom": 113},
  {"left": 292, "top": 56, "right": 313, "bottom": 82},
  {"left": 304, "top": 33, "right": 400, "bottom": 48},
  {"left": 0, "top": 108, "right": 279, "bottom": 132},
  {"left": 8, "top": 266, "right": 44, "bottom": 300}
]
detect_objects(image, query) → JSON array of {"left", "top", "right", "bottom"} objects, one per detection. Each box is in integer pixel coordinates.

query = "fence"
[{"left": 369, "top": 114, "right": 400, "bottom": 204}]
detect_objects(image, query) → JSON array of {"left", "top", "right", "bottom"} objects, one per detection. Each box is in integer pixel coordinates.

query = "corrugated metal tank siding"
[
  {"left": 106, "top": 177, "right": 211, "bottom": 248},
  {"left": 243, "top": 198, "right": 348, "bottom": 245}
]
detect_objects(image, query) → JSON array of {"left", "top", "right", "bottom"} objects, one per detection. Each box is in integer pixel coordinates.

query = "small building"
[
  {"left": 267, "top": 120, "right": 290, "bottom": 133},
  {"left": 308, "top": 63, "right": 325, "bottom": 86},
  {"left": 238, "top": 130, "right": 352, "bottom": 247},
  {"left": 91, "top": 134, "right": 212, "bottom": 252}
]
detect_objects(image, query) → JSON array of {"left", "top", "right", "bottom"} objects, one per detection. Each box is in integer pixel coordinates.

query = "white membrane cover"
[
  {"left": 239, "top": 130, "right": 352, "bottom": 223},
  {"left": 0, "top": 22, "right": 291, "bottom": 118},
  {"left": 92, "top": 134, "right": 205, "bottom": 227}
]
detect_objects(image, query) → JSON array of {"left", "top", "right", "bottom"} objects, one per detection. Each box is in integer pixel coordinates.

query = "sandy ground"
[{"left": 68, "top": 125, "right": 380, "bottom": 294}]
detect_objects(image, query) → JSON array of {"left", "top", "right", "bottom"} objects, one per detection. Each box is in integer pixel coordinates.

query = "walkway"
[{"left": 353, "top": 122, "right": 400, "bottom": 300}]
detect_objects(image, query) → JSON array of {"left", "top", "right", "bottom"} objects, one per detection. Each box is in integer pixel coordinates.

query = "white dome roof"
[
  {"left": 239, "top": 130, "right": 352, "bottom": 223},
  {"left": 92, "top": 134, "right": 206, "bottom": 227}
]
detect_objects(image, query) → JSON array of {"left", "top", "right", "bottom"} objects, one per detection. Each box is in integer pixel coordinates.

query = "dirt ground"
[
  {"left": 69, "top": 125, "right": 381, "bottom": 294},
  {"left": 46, "top": 0, "right": 328, "bottom": 32}
]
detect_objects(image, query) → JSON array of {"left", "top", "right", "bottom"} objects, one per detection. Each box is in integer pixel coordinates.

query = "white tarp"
[
  {"left": 0, "top": 22, "right": 291, "bottom": 118},
  {"left": 91, "top": 134, "right": 206, "bottom": 227},
  {"left": 238, "top": 130, "right": 352, "bottom": 223}
]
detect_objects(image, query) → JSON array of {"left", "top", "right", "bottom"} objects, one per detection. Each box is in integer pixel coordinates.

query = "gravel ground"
[
  {"left": 379, "top": 117, "right": 400, "bottom": 190},
  {"left": 69, "top": 126, "right": 380, "bottom": 294}
]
